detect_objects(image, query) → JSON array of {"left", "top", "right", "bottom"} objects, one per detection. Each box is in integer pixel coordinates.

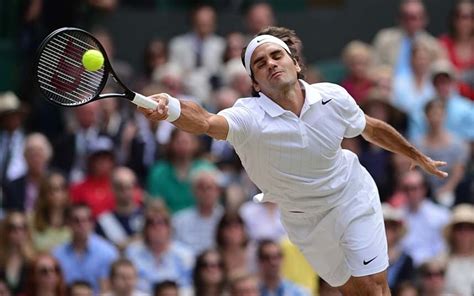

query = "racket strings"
[{"left": 37, "top": 30, "right": 106, "bottom": 106}]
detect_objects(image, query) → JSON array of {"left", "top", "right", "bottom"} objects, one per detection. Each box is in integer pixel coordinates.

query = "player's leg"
[
  {"left": 338, "top": 270, "right": 391, "bottom": 296},
  {"left": 335, "top": 194, "right": 390, "bottom": 296}
]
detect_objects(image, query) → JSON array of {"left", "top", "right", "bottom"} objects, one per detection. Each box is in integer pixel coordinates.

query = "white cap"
[{"left": 244, "top": 34, "right": 291, "bottom": 76}]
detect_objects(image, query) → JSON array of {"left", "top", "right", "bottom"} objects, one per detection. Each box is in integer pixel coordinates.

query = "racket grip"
[{"left": 131, "top": 93, "right": 159, "bottom": 109}]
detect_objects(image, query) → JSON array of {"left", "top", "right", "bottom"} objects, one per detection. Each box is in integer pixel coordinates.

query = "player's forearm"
[
  {"left": 362, "top": 117, "right": 425, "bottom": 162},
  {"left": 172, "top": 100, "right": 212, "bottom": 135}
]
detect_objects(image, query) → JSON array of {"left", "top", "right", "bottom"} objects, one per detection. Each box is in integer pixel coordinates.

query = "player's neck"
[{"left": 267, "top": 81, "right": 305, "bottom": 116}]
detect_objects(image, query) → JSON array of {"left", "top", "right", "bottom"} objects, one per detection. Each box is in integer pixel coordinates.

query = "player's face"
[{"left": 250, "top": 43, "right": 301, "bottom": 94}]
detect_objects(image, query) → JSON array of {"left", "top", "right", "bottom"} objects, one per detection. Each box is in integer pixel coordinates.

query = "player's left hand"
[{"left": 410, "top": 156, "right": 448, "bottom": 178}]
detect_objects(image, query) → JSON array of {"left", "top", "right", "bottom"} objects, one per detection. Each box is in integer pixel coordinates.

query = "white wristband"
[{"left": 166, "top": 95, "right": 181, "bottom": 122}]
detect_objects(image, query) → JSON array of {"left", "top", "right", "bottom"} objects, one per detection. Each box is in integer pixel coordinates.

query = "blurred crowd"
[{"left": 0, "top": 0, "right": 473, "bottom": 295}]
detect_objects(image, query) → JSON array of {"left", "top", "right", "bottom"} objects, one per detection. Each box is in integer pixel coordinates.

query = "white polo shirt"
[{"left": 218, "top": 80, "right": 375, "bottom": 212}]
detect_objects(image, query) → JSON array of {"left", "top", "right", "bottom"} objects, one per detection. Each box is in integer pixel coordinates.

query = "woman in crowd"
[
  {"left": 414, "top": 100, "right": 469, "bottom": 207},
  {"left": 382, "top": 203, "right": 416, "bottom": 291},
  {"left": 438, "top": 0, "right": 474, "bottom": 100},
  {"left": 30, "top": 172, "right": 71, "bottom": 252},
  {"left": 443, "top": 204, "right": 474, "bottom": 296},
  {"left": 340, "top": 40, "right": 374, "bottom": 103},
  {"left": 192, "top": 249, "right": 226, "bottom": 296},
  {"left": 147, "top": 129, "right": 214, "bottom": 213},
  {"left": 24, "top": 253, "right": 66, "bottom": 296},
  {"left": 215, "top": 211, "right": 255, "bottom": 276},
  {"left": 0, "top": 211, "right": 35, "bottom": 295},
  {"left": 392, "top": 38, "right": 437, "bottom": 139}
]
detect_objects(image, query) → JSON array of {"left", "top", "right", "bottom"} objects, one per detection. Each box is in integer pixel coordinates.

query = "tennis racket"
[{"left": 35, "top": 27, "right": 157, "bottom": 109}]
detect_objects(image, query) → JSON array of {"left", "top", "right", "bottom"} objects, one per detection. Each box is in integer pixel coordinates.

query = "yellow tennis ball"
[{"left": 82, "top": 49, "right": 104, "bottom": 71}]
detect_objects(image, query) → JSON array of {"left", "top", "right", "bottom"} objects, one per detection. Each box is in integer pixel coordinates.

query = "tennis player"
[{"left": 139, "top": 27, "right": 447, "bottom": 295}]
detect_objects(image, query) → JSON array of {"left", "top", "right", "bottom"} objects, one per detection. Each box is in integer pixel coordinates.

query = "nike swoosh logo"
[
  {"left": 322, "top": 99, "right": 332, "bottom": 105},
  {"left": 363, "top": 256, "right": 377, "bottom": 265}
]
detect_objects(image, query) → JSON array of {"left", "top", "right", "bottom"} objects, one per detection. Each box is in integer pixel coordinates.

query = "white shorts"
[{"left": 280, "top": 194, "right": 388, "bottom": 287}]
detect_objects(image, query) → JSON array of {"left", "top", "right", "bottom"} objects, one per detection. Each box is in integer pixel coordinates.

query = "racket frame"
[{"left": 35, "top": 27, "right": 135, "bottom": 107}]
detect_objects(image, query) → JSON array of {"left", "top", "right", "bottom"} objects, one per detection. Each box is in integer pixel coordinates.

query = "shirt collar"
[{"left": 256, "top": 79, "right": 322, "bottom": 118}]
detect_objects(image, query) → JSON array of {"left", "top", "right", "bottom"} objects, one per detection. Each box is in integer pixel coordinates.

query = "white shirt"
[{"left": 218, "top": 81, "right": 370, "bottom": 212}]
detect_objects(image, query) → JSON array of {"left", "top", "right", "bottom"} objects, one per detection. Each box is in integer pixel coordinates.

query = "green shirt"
[{"left": 146, "top": 159, "right": 215, "bottom": 213}]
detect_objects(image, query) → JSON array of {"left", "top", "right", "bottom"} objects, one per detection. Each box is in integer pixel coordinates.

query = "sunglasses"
[
  {"left": 423, "top": 270, "right": 445, "bottom": 278},
  {"left": 259, "top": 253, "right": 283, "bottom": 262},
  {"left": 7, "top": 223, "right": 26, "bottom": 231},
  {"left": 146, "top": 218, "right": 168, "bottom": 227},
  {"left": 202, "top": 261, "right": 222, "bottom": 269},
  {"left": 37, "top": 265, "right": 59, "bottom": 276}
]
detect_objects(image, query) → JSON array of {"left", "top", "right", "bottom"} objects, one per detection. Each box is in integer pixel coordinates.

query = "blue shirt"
[
  {"left": 125, "top": 240, "right": 195, "bottom": 293},
  {"left": 394, "top": 35, "right": 413, "bottom": 77},
  {"left": 260, "top": 280, "right": 310, "bottom": 296},
  {"left": 53, "top": 234, "right": 119, "bottom": 294}
]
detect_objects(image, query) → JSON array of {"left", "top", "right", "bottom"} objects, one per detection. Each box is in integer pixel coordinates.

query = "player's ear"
[
  {"left": 252, "top": 80, "right": 260, "bottom": 92},
  {"left": 294, "top": 59, "right": 301, "bottom": 73}
]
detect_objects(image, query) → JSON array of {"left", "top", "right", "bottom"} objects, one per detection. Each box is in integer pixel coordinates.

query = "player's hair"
[{"left": 241, "top": 26, "right": 306, "bottom": 96}]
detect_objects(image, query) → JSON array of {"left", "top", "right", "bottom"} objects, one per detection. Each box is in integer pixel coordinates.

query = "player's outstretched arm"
[
  {"left": 137, "top": 93, "right": 229, "bottom": 140},
  {"left": 361, "top": 115, "right": 448, "bottom": 178}
]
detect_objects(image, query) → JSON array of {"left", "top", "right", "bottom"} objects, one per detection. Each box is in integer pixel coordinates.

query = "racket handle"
[{"left": 131, "top": 93, "right": 159, "bottom": 109}]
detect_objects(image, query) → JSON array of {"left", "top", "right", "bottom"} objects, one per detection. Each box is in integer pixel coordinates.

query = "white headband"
[{"left": 244, "top": 35, "right": 291, "bottom": 76}]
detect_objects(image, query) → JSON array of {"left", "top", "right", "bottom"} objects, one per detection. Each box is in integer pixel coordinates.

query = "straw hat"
[
  {"left": 444, "top": 204, "right": 474, "bottom": 239},
  {"left": 0, "top": 91, "right": 22, "bottom": 116},
  {"left": 382, "top": 203, "right": 407, "bottom": 235},
  {"left": 431, "top": 59, "right": 457, "bottom": 82}
]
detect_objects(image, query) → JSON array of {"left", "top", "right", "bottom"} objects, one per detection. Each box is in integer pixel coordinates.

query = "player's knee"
[{"left": 341, "top": 272, "right": 389, "bottom": 296}]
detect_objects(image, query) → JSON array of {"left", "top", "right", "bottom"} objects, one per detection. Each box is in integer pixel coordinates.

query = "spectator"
[
  {"left": 413, "top": 100, "right": 469, "bottom": 207},
  {"left": 125, "top": 200, "right": 194, "bottom": 293},
  {"left": 382, "top": 203, "right": 416, "bottom": 290},
  {"left": 31, "top": 171, "right": 71, "bottom": 252},
  {"left": 340, "top": 40, "right": 375, "bottom": 104},
  {"left": 244, "top": 2, "right": 276, "bottom": 38},
  {"left": 228, "top": 272, "right": 259, "bottom": 296},
  {"left": 152, "top": 280, "right": 179, "bottom": 296},
  {"left": 192, "top": 249, "right": 226, "bottom": 296},
  {"left": 134, "top": 38, "right": 168, "bottom": 91},
  {"left": 97, "top": 93, "right": 127, "bottom": 147},
  {"left": 359, "top": 94, "right": 407, "bottom": 201},
  {"left": 0, "top": 91, "right": 26, "bottom": 187},
  {"left": 172, "top": 169, "right": 224, "bottom": 254},
  {"left": 96, "top": 167, "right": 144, "bottom": 250},
  {"left": 429, "top": 59, "right": 474, "bottom": 141},
  {"left": 52, "top": 102, "right": 102, "bottom": 183},
  {"left": 400, "top": 170, "right": 451, "bottom": 266},
  {"left": 438, "top": 0, "right": 474, "bottom": 100},
  {"left": 147, "top": 129, "right": 214, "bottom": 213},
  {"left": 2, "top": 133, "right": 52, "bottom": 214},
  {"left": 257, "top": 239, "right": 309, "bottom": 296},
  {"left": 103, "top": 258, "right": 147, "bottom": 296},
  {"left": 53, "top": 204, "right": 119, "bottom": 294},
  {"left": 372, "top": 0, "right": 443, "bottom": 76},
  {"left": 69, "top": 136, "right": 121, "bottom": 219},
  {"left": 393, "top": 281, "right": 419, "bottom": 296},
  {"left": 417, "top": 259, "right": 449, "bottom": 296},
  {"left": 0, "top": 278, "right": 10, "bottom": 296},
  {"left": 240, "top": 201, "right": 286, "bottom": 242},
  {"left": 67, "top": 281, "right": 93, "bottom": 296},
  {"left": 443, "top": 204, "right": 474, "bottom": 296},
  {"left": 0, "top": 211, "right": 35, "bottom": 295},
  {"left": 24, "top": 253, "right": 67, "bottom": 296},
  {"left": 216, "top": 211, "right": 255, "bottom": 275},
  {"left": 392, "top": 38, "right": 436, "bottom": 140},
  {"left": 168, "top": 4, "right": 225, "bottom": 102},
  {"left": 455, "top": 141, "right": 473, "bottom": 204}
]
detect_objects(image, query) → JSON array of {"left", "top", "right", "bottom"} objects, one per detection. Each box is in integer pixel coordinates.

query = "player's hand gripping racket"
[{"left": 35, "top": 27, "right": 157, "bottom": 109}]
